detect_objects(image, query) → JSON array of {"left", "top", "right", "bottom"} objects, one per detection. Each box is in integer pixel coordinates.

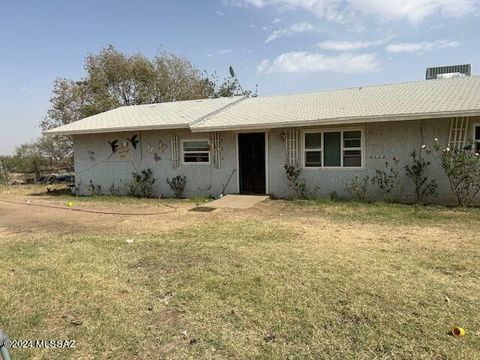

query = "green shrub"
[
  {"left": 284, "top": 164, "right": 309, "bottom": 199},
  {"left": 433, "top": 140, "right": 480, "bottom": 207},
  {"left": 87, "top": 180, "right": 101, "bottom": 196},
  {"left": 405, "top": 146, "right": 438, "bottom": 203},
  {"left": 345, "top": 174, "right": 369, "bottom": 202},
  {"left": 128, "top": 169, "right": 156, "bottom": 198},
  {"left": 167, "top": 175, "right": 186, "bottom": 198},
  {"left": 371, "top": 157, "right": 402, "bottom": 202}
]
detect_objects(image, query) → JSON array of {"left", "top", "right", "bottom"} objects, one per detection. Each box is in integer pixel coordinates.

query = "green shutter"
[{"left": 324, "top": 132, "right": 341, "bottom": 166}]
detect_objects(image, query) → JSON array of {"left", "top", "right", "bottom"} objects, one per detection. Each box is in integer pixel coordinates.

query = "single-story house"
[{"left": 46, "top": 76, "right": 480, "bottom": 203}]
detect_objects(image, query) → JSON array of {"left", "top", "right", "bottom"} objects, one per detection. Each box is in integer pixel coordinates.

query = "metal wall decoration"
[
  {"left": 283, "top": 128, "right": 299, "bottom": 166},
  {"left": 147, "top": 140, "right": 168, "bottom": 162},
  {"left": 118, "top": 140, "right": 130, "bottom": 158},
  {"left": 211, "top": 132, "right": 223, "bottom": 169},
  {"left": 108, "top": 140, "right": 119, "bottom": 154},
  {"left": 107, "top": 134, "right": 140, "bottom": 159},
  {"left": 129, "top": 135, "right": 139, "bottom": 149},
  {"left": 170, "top": 133, "right": 179, "bottom": 169}
]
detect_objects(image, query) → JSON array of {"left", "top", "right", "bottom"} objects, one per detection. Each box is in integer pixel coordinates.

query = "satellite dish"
[{"left": 229, "top": 66, "right": 235, "bottom": 78}]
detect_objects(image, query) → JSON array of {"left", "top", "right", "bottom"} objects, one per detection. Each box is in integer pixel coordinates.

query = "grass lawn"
[{"left": 1, "top": 185, "right": 479, "bottom": 359}]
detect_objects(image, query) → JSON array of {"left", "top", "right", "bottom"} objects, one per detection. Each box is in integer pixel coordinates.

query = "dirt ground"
[
  {"left": 0, "top": 188, "right": 477, "bottom": 256},
  {"left": 0, "top": 194, "right": 288, "bottom": 235}
]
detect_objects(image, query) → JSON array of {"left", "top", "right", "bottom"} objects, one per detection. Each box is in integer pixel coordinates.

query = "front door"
[{"left": 238, "top": 133, "right": 266, "bottom": 194}]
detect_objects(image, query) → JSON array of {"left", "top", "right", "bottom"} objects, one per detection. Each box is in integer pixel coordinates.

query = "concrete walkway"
[{"left": 208, "top": 194, "right": 269, "bottom": 209}]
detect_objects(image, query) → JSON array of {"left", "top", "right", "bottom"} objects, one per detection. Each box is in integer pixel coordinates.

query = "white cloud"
[
  {"left": 386, "top": 39, "right": 459, "bottom": 53},
  {"left": 272, "top": 17, "right": 281, "bottom": 23},
  {"left": 257, "top": 51, "right": 379, "bottom": 74},
  {"left": 316, "top": 36, "right": 391, "bottom": 51},
  {"left": 230, "top": 0, "right": 478, "bottom": 24},
  {"left": 265, "top": 22, "right": 314, "bottom": 43},
  {"left": 207, "top": 49, "right": 234, "bottom": 57},
  {"left": 216, "top": 10, "right": 225, "bottom": 16},
  {"left": 349, "top": 0, "right": 476, "bottom": 23}
]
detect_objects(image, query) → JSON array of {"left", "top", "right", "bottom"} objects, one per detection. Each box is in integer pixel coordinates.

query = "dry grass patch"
[
  {"left": 1, "top": 215, "right": 479, "bottom": 359},
  {"left": 1, "top": 187, "right": 480, "bottom": 358}
]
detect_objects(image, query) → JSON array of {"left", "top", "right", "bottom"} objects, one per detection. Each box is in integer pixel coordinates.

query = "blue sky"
[{"left": 0, "top": 0, "right": 479, "bottom": 154}]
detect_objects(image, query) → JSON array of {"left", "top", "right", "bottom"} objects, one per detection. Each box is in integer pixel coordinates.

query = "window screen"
[
  {"left": 304, "top": 130, "right": 362, "bottom": 168},
  {"left": 324, "top": 132, "right": 341, "bottom": 167},
  {"left": 343, "top": 131, "right": 362, "bottom": 167},
  {"left": 183, "top": 140, "right": 210, "bottom": 163},
  {"left": 304, "top": 133, "right": 322, "bottom": 167}
]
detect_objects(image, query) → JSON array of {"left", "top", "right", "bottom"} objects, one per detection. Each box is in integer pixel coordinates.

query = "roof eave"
[
  {"left": 190, "top": 109, "right": 480, "bottom": 132},
  {"left": 44, "top": 123, "right": 191, "bottom": 136}
]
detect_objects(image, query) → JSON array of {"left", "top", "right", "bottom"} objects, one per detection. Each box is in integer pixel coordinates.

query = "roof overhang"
[
  {"left": 44, "top": 123, "right": 190, "bottom": 136},
  {"left": 190, "top": 109, "right": 480, "bottom": 132}
]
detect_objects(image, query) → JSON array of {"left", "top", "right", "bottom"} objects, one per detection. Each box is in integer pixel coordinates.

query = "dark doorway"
[{"left": 238, "top": 133, "right": 266, "bottom": 194}]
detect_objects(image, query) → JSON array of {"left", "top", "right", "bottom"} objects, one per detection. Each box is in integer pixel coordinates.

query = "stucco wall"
[
  {"left": 73, "top": 117, "right": 479, "bottom": 203},
  {"left": 267, "top": 118, "right": 454, "bottom": 203},
  {"left": 73, "top": 129, "right": 238, "bottom": 198}
]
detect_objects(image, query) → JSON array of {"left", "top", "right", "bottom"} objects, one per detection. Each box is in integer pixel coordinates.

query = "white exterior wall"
[
  {"left": 73, "top": 129, "right": 238, "bottom": 198},
  {"left": 73, "top": 117, "right": 480, "bottom": 204},
  {"left": 267, "top": 118, "right": 453, "bottom": 203}
]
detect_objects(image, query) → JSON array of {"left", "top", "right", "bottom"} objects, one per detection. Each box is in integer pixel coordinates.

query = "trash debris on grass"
[
  {"left": 62, "top": 313, "right": 82, "bottom": 326},
  {"left": 126, "top": 238, "right": 135, "bottom": 244},
  {"left": 452, "top": 326, "right": 466, "bottom": 337},
  {"left": 162, "top": 291, "right": 174, "bottom": 305},
  {"left": 264, "top": 334, "right": 276, "bottom": 342}
]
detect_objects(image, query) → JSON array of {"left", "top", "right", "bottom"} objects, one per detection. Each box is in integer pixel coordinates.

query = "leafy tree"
[
  {"left": 0, "top": 159, "right": 8, "bottom": 184},
  {"left": 40, "top": 45, "right": 246, "bottom": 166},
  {"left": 14, "top": 142, "right": 48, "bottom": 180},
  {"left": 36, "top": 135, "right": 73, "bottom": 169}
]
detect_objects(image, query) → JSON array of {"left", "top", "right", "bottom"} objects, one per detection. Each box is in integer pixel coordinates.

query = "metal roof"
[
  {"left": 191, "top": 76, "right": 480, "bottom": 132},
  {"left": 45, "top": 96, "right": 244, "bottom": 135},
  {"left": 46, "top": 76, "right": 480, "bottom": 135}
]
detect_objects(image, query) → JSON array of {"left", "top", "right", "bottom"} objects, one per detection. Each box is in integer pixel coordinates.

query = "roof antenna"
[{"left": 229, "top": 66, "right": 247, "bottom": 96}]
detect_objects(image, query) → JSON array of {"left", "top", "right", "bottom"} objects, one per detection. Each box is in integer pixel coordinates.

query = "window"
[
  {"left": 182, "top": 140, "right": 210, "bottom": 163},
  {"left": 475, "top": 125, "right": 480, "bottom": 153},
  {"left": 304, "top": 133, "right": 322, "bottom": 167},
  {"left": 304, "top": 129, "right": 362, "bottom": 168},
  {"left": 343, "top": 131, "right": 362, "bottom": 167},
  {"left": 324, "top": 132, "right": 341, "bottom": 167}
]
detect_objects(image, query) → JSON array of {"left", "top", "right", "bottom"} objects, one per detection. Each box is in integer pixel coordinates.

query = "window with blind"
[
  {"left": 304, "top": 130, "right": 363, "bottom": 168},
  {"left": 304, "top": 133, "right": 322, "bottom": 167},
  {"left": 182, "top": 140, "right": 210, "bottom": 163}
]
